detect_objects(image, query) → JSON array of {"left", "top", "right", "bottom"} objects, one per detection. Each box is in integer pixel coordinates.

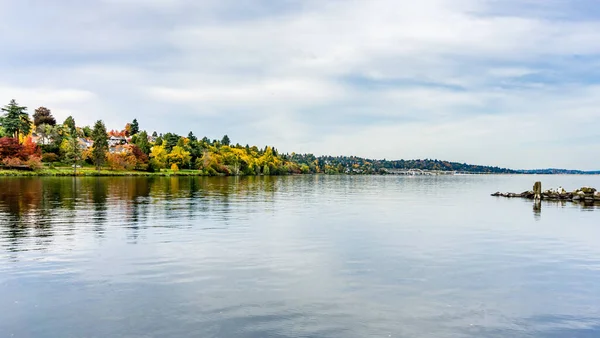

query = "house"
[
  {"left": 78, "top": 138, "right": 94, "bottom": 150},
  {"left": 109, "top": 136, "right": 127, "bottom": 147},
  {"left": 31, "top": 133, "right": 54, "bottom": 146}
]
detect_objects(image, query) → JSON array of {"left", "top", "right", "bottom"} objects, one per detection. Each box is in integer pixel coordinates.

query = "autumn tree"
[
  {"left": 33, "top": 107, "right": 56, "bottom": 127},
  {"left": 91, "top": 120, "right": 109, "bottom": 171},
  {"left": 149, "top": 144, "right": 168, "bottom": 169},
  {"left": 167, "top": 145, "right": 191, "bottom": 169},
  {"left": 1, "top": 99, "right": 31, "bottom": 140}
]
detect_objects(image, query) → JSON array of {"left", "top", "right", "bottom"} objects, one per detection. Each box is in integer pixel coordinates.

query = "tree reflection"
[{"left": 0, "top": 176, "right": 280, "bottom": 255}]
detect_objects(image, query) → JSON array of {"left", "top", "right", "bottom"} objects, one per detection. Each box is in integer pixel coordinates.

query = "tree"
[
  {"left": 0, "top": 137, "right": 22, "bottom": 159},
  {"left": 1, "top": 99, "right": 31, "bottom": 140},
  {"left": 33, "top": 107, "right": 56, "bottom": 127},
  {"left": 63, "top": 116, "right": 76, "bottom": 135},
  {"left": 163, "top": 133, "right": 180, "bottom": 151},
  {"left": 82, "top": 126, "right": 93, "bottom": 137},
  {"left": 60, "top": 135, "right": 81, "bottom": 175},
  {"left": 124, "top": 123, "right": 132, "bottom": 137},
  {"left": 130, "top": 119, "right": 139, "bottom": 135},
  {"left": 166, "top": 145, "right": 191, "bottom": 168},
  {"left": 221, "top": 134, "right": 230, "bottom": 146},
  {"left": 59, "top": 116, "right": 81, "bottom": 174},
  {"left": 149, "top": 144, "right": 168, "bottom": 169},
  {"left": 91, "top": 120, "right": 109, "bottom": 171},
  {"left": 135, "top": 130, "right": 150, "bottom": 154}
]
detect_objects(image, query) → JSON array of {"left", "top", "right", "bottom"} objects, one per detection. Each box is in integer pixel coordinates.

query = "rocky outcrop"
[{"left": 492, "top": 186, "right": 599, "bottom": 203}]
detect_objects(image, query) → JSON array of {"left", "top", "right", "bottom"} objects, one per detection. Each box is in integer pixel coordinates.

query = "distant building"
[
  {"left": 109, "top": 136, "right": 127, "bottom": 147},
  {"left": 78, "top": 138, "right": 94, "bottom": 150},
  {"left": 31, "top": 134, "right": 54, "bottom": 146}
]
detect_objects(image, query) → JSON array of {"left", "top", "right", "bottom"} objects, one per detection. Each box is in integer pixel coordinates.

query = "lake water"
[{"left": 1, "top": 175, "right": 599, "bottom": 337}]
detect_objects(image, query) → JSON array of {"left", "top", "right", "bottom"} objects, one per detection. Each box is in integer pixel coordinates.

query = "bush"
[
  {"left": 42, "top": 153, "right": 59, "bottom": 163},
  {"left": 170, "top": 163, "right": 179, "bottom": 171},
  {"left": 26, "top": 155, "right": 43, "bottom": 170},
  {"left": 0, "top": 137, "right": 22, "bottom": 159},
  {"left": 2, "top": 157, "right": 22, "bottom": 167}
]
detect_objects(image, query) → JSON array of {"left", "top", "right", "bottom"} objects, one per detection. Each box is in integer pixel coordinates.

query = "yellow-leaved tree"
[{"left": 149, "top": 144, "right": 168, "bottom": 169}]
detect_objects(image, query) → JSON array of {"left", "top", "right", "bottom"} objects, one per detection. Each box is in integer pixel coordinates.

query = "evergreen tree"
[
  {"left": 91, "top": 120, "right": 109, "bottom": 171},
  {"left": 135, "top": 130, "right": 151, "bottom": 154},
  {"left": 221, "top": 134, "right": 230, "bottom": 146},
  {"left": 1, "top": 99, "right": 31, "bottom": 140},
  {"left": 131, "top": 118, "right": 139, "bottom": 135}
]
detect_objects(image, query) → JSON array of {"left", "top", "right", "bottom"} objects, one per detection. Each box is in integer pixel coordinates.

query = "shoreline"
[{"left": 1, "top": 169, "right": 598, "bottom": 177}]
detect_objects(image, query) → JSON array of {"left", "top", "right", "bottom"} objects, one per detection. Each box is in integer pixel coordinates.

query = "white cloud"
[{"left": 0, "top": 0, "right": 599, "bottom": 169}]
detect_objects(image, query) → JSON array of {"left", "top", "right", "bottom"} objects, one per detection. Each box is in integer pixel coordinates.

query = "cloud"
[{"left": 0, "top": 0, "right": 599, "bottom": 169}]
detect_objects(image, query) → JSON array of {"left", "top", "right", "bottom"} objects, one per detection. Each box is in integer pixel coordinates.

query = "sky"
[{"left": 1, "top": 0, "right": 600, "bottom": 170}]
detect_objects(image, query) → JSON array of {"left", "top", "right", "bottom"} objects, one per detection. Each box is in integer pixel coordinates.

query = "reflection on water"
[{"left": 1, "top": 175, "right": 600, "bottom": 338}]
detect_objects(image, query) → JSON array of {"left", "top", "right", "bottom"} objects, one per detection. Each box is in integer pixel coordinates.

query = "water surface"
[{"left": 1, "top": 175, "right": 599, "bottom": 337}]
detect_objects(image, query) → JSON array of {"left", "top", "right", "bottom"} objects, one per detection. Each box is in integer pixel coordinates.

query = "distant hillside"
[
  {"left": 517, "top": 169, "right": 600, "bottom": 175},
  {"left": 288, "top": 155, "right": 517, "bottom": 174}
]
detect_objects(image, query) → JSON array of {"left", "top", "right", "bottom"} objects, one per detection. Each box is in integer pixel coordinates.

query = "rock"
[
  {"left": 581, "top": 187, "right": 597, "bottom": 194},
  {"left": 595, "top": 192, "right": 600, "bottom": 201},
  {"left": 491, "top": 192, "right": 501, "bottom": 197},
  {"left": 573, "top": 195, "right": 581, "bottom": 201},
  {"left": 584, "top": 196, "right": 595, "bottom": 202}
]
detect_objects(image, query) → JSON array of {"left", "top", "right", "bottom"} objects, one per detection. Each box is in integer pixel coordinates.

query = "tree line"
[{"left": 0, "top": 99, "right": 515, "bottom": 175}]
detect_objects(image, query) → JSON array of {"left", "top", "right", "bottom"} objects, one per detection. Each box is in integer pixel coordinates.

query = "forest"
[{"left": 0, "top": 99, "right": 515, "bottom": 175}]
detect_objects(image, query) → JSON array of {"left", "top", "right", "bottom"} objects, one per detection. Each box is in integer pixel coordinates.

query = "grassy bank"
[{"left": 0, "top": 167, "right": 217, "bottom": 177}]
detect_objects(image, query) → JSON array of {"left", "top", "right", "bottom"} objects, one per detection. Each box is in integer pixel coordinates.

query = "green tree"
[
  {"left": 163, "top": 133, "right": 180, "bottom": 151},
  {"left": 82, "top": 126, "right": 93, "bottom": 137},
  {"left": 33, "top": 107, "right": 56, "bottom": 127},
  {"left": 63, "top": 116, "right": 76, "bottom": 135},
  {"left": 36, "top": 123, "right": 59, "bottom": 145},
  {"left": 135, "top": 130, "right": 151, "bottom": 154},
  {"left": 131, "top": 118, "right": 139, "bottom": 135},
  {"left": 221, "top": 134, "right": 230, "bottom": 146},
  {"left": 91, "top": 120, "right": 109, "bottom": 171},
  {"left": 1, "top": 99, "right": 31, "bottom": 140},
  {"left": 60, "top": 133, "right": 82, "bottom": 175}
]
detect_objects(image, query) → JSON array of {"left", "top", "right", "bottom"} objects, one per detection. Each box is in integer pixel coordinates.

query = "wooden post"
[{"left": 533, "top": 181, "right": 542, "bottom": 201}]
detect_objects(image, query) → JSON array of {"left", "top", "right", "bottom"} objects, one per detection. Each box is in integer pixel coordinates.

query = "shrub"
[
  {"left": 107, "top": 152, "right": 136, "bottom": 171},
  {"left": 26, "top": 155, "right": 43, "bottom": 170},
  {"left": 2, "top": 157, "right": 23, "bottom": 167},
  {"left": 42, "top": 153, "right": 59, "bottom": 163},
  {"left": 170, "top": 163, "right": 179, "bottom": 171},
  {"left": 0, "top": 137, "right": 22, "bottom": 159}
]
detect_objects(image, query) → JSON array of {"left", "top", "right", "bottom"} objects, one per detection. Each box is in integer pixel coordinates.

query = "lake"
[{"left": 1, "top": 175, "right": 599, "bottom": 337}]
